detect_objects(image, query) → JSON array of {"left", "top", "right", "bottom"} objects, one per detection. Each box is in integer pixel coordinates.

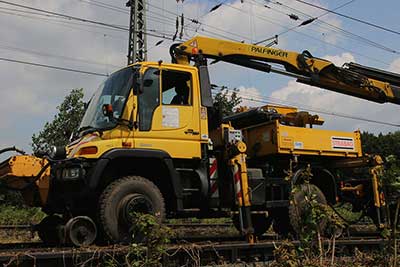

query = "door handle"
[{"left": 184, "top": 129, "right": 200, "bottom": 135}]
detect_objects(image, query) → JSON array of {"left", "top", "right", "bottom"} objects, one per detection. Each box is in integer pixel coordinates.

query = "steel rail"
[{"left": 0, "top": 236, "right": 389, "bottom": 266}]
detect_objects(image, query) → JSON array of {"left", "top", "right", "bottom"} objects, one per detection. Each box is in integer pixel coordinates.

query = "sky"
[{"left": 0, "top": 0, "right": 400, "bottom": 155}]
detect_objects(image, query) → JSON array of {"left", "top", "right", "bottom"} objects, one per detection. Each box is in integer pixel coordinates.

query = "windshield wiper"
[
  {"left": 78, "top": 126, "right": 103, "bottom": 136},
  {"left": 112, "top": 117, "right": 135, "bottom": 130}
]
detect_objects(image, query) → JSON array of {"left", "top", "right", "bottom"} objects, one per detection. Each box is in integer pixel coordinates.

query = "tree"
[
  {"left": 213, "top": 86, "right": 242, "bottom": 117},
  {"left": 361, "top": 131, "right": 400, "bottom": 159},
  {"left": 31, "top": 88, "right": 85, "bottom": 153}
]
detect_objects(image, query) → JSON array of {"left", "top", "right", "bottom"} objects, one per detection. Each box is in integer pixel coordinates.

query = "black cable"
[
  {"left": 0, "top": 43, "right": 121, "bottom": 68},
  {"left": 0, "top": 0, "right": 127, "bottom": 30},
  {"left": 207, "top": 0, "right": 391, "bottom": 66},
  {"left": 294, "top": 0, "right": 400, "bottom": 36},
  {"left": 0, "top": 57, "right": 109, "bottom": 76},
  {"left": 262, "top": 0, "right": 398, "bottom": 54},
  {"left": 0, "top": 8, "right": 179, "bottom": 41},
  {"left": 0, "top": 146, "right": 26, "bottom": 155}
]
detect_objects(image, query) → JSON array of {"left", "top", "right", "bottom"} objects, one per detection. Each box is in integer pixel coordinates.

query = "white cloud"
[
  {"left": 237, "top": 86, "right": 263, "bottom": 107},
  {"left": 323, "top": 52, "right": 355, "bottom": 66}
]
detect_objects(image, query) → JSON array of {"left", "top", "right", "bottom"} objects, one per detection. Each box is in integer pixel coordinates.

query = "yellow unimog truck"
[{"left": 1, "top": 36, "right": 399, "bottom": 246}]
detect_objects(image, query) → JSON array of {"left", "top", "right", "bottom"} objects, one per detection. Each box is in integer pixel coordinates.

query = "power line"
[
  {"left": 75, "top": 0, "right": 248, "bottom": 42},
  {"left": 251, "top": 0, "right": 399, "bottom": 55},
  {"left": 0, "top": 6, "right": 179, "bottom": 41},
  {"left": 0, "top": 8, "right": 127, "bottom": 37},
  {"left": 0, "top": 0, "right": 127, "bottom": 30},
  {"left": 294, "top": 0, "right": 400, "bottom": 36},
  {"left": 0, "top": 57, "right": 109, "bottom": 77},
  {"left": 0, "top": 43, "right": 121, "bottom": 68},
  {"left": 207, "top": 0, "right": 391, "bottom": 66}
]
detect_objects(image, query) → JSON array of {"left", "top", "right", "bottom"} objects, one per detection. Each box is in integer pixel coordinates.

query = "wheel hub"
[
  {"left": 65, "top": 216, "right": 97, "bottom": 247},
  {"left": 120, "top": 194, "right": 154, "bottom": 224}
]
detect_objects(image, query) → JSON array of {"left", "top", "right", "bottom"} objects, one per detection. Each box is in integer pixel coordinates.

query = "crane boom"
[{"left": 171, "top": 36, "right": 400, "bottom": 105}]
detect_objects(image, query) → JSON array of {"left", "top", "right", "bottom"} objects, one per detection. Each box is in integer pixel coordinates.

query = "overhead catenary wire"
[
  {"left": 0, "top": 43, "right": 121, "bottom": 68},
  {"left": 294, "top": 0, "right": 400, "bottom": 36},
  {"left": 0, "top": 0, "right": 128, "bottom": 31},
  {"left": 257, "top": 0, "right": 399, "bottom": 54},
  {"left": 2, "top": 0, "right": 393, "bottom": 67},
  {"left": 0, "top": 57, "right": 109, "bottom": 77},
  {"left": 0, "top": 6, "right": 180, "bottom": 41},
  {"left": 74, "top": 0, "right": 248, "bottom": 42},
  {"left": 205, "top": 0, "right": 392, "bottom": 67}
]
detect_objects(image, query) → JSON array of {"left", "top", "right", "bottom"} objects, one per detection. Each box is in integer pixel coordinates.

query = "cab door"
[{"left": 135, "top": 65, "right": 202, "bottom": 159}]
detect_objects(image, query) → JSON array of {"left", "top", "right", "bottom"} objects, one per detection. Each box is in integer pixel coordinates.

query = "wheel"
[
  {"left": 65, "top": 216, "right": 97, "bottom": 247},
  {"left": 99, "top": 176, "right": 165, "bottom": 243},
  {"left": 36, "top": 215, "right": 63, "bottom": 245},
  {"left": 270, "top": 208, "right": 293, "bottom": 236},
  {"left": 232, "top": 213, "right": 272, "bottom": 237},
  {"left": 289, "top": 184, "right": 327, "bottom": 235}
]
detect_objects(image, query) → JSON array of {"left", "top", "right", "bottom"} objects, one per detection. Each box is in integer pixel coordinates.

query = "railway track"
[
  {"left": 0, "top": 223, "right": 390, "bottom": 266},
  {"left": 0, "top": 223, "right": 233, "bottom": 230},
  {"left": 0, "top": 236, "right": 389, "bottom": 266}
]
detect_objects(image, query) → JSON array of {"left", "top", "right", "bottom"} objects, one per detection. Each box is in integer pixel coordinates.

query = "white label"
[
  {"left": 162, "top": 107, "right": 179, "bottom": 128},
  {"left": 294, "top": 141, "right": 303, "bottom": 149},
  {"left": 331, "top": 136, "right": 354, "bottom": 150},
  {"left": 201, "top": 134, "right": 208, "bottom": 140}
]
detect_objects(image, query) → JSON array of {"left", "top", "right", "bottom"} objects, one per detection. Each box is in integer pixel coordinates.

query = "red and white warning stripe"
[
  {"left": 232, "top": 164, "right": 243, "bottom": 204},
  {"left": 209, "top": 158, "right": 219, "bottom": 198}
]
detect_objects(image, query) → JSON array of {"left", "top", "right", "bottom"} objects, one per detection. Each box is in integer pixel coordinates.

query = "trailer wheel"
[
  {"left": 99, "top": 176, "right": 165, "bottom": 243},
  {"left": 232, "top": 213, "right": 272, "bottom": 237},
  {"left": 289, "top": 184, "right": 327, "bottom": 235}
]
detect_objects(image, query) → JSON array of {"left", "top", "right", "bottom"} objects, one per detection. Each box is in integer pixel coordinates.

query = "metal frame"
[{"left": 126, "top": 0, "right": 147, "bottom": 64}]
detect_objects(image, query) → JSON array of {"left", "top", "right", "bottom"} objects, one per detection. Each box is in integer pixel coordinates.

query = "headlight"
[
  {"left": 49, "top": 146, "right": 67, "bottom": 160},
  {"left": 62, "top": 167, "right": 84, "bottom": 180}
]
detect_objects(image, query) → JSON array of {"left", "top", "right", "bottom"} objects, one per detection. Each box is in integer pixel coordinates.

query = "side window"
[
  {"left": 138, "top": 68, "right": 160, "bottom": 131},
  {"left": 162, "top": 70, "right": 192, "bottom": 105}
]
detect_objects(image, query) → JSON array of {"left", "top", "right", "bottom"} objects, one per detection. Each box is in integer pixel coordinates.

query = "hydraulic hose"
[{"left": 0, "top": 146, "right": 26, "bottom": 155}]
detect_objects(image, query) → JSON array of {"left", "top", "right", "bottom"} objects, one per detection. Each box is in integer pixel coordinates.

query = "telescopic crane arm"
[{"left": 171, "top": 36, "right": 400, "bottom": 105}]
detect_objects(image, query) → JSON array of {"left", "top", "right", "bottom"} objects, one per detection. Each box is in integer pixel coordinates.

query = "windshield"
[{"left": 79, "top": 66, "right": 136, "bottom": 132}]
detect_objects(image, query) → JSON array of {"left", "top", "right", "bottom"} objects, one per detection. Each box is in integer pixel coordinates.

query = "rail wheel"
[
  {"left": 37, "top": 215, "right": 63, "bottom": 245},
  {"left": 99, "top": 176, "right": 165, "bottom": 243},
  {"left": 65, "top": 216, "right": 97, "bottom": 247},
  {"left": 289, "top": 184, "right": 327, "bottom": 235},
  {"left": 232, "top": 213, "right": 272, "bottom": 237}
]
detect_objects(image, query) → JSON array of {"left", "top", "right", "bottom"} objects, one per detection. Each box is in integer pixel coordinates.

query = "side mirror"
[
  {"left": 102, "top": 104, "right": 113, "bottom": 118},
  {"left": 132, "top": 72, "right": 143, "bottom": 95}
]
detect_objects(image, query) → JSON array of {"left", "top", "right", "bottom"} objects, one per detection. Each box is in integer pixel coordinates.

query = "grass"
[{"left": 0, "top": 205, "right": 46, "bottom": 225}]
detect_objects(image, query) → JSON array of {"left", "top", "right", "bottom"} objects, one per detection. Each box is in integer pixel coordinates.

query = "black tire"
[
  {"left": 232, "top": 213, "right": 272, "bottom": 237},
  {"left": 270, "top": 208, "right": 293, "bottom": 237},
  {"left": 99, "top": 176, "right": 165, "bottom": 243},
  {"left": 289, "top": 184, "right": 327, "bottom": 235}
]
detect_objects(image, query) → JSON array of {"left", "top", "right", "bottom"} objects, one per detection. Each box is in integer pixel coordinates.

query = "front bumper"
[{"left": 45, "top": 158, "right": 103, "bottom": 215}]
